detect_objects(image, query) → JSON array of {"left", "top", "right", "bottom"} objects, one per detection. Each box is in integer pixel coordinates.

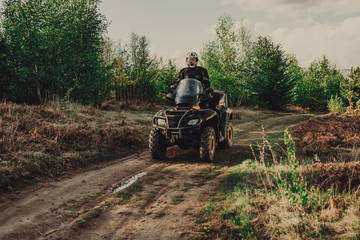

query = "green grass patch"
[
  {"left": 77, "top": 218, "right": 86, "bottom": 228},
  {"left": 181, "top": 182, "right": 196, "bottom": 192},
  {"left": 162, "top": 169, "right": 173, "bottom": 174},
  {"left": 154, "top": 208, "right": 166, "bottom": 218},
  {"left": 171, "top": 195, "right": 184, "bottom": 205},
  {"left": 196, "top": 217, "right": 209, "bottom": 223},
  {"left": 183, "top": 206, "right": 193, "bottom": 216}
]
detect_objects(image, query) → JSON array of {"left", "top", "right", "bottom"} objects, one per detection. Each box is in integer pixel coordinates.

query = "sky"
[
  {"left": 1, "top": 0, "right": 359, "bottom": 69},
  {"left": 98, "top": 0, "right": 360, "bottom": 69}
]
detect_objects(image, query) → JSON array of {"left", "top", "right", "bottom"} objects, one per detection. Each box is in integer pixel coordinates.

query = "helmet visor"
[{"left": 186, "top": 57, "right": 197, "bottom": 64}]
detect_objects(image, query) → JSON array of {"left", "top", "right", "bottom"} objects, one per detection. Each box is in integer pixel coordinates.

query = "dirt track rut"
[{"left": 0, "top": 152, "right": 156, "bottom": 240}]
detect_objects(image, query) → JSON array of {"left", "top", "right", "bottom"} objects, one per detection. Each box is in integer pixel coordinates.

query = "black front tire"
[
  {"left": 219, "top": 122, "right": 234, "bottom": 149},
  {"left": 149, "top": 128, "right": 167, "bottom": 160},
  {"left": 200, "top": 126, "right": 216, "bottom": 162}
]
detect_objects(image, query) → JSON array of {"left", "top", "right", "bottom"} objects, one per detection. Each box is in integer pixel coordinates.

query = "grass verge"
[
  {"left": 197, "top": 129, "right": 360, "bottom": 239},
  {"left": 0, "top": 101, "right": 155, "bottom": 192}
]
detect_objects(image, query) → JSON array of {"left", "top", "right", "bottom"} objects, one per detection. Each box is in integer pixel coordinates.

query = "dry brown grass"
[
  {"left": 303, "top": 162, "right": 360, "bottom": 192},
  {"left": 291, "top": 114, "right": 360, "bottom": 160},
  {"left": 0, "top": 101, "right": 152, "bottom": 192},
  {"left": 100, "top": 99, "right": 156, "bottom": 111},
  {"left": 207, "top": 127, "right": 360, "bottom": 239}
]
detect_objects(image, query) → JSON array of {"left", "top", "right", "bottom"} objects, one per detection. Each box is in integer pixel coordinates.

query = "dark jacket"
[{"left": 175, "top": 66, "right": 210, "bottom": 89}]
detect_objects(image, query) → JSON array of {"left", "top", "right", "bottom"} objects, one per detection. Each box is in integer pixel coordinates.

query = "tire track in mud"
[
  {"left": 0, "top": 151, "right": 156, "bottom": 240},
  {"left": 58, "top": 161, "right": 229, "bottom": 240},
  {"left": 233, "top": 113, "right": 315, "bottom": 144}
]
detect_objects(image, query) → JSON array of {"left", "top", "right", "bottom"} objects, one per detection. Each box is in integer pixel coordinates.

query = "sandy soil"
[
  {"left": 0, "top": 111, "right": 314, "bottom": 240},
  {"left": 0, "top": 152, "right": 156, "bottom": 240}
]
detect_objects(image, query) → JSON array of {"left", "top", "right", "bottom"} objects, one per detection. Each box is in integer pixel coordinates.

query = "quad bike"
[{"left": 149, "top": 78, "right": 233, "bottom": 161}]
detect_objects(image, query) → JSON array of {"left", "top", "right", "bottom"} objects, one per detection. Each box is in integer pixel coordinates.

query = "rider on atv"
[
  {"left": 149, "top": 57, "right": 233, "bottom": 161},
  {"left": 173, "top": 52, "right": 211, "bottom": 92}
]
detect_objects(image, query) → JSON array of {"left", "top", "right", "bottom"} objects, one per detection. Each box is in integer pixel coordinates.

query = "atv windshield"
[{"left": 175, "top": 78, "right": 203, "bottom": 106}]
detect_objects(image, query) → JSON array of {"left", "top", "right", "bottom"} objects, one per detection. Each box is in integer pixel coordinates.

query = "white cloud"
[
  {"left": 221, "top": 0, "right": 360, "bottom": 18},
  {"left": 270, "top": 17, "right": 360, "bottom": 68},
  {"left": 253, "top": 22, "right": 272, "bottom": 35},
  {"left": 220, "top": 0, "right": 360, "bottom": 68},
  {"left": 237, "top": 16, "right": 360, "bottom": 68}
]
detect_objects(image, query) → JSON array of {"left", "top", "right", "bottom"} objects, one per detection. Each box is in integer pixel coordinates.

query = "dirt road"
[{"left": 0, "top": 110, "right": 315, "bottom": 240}]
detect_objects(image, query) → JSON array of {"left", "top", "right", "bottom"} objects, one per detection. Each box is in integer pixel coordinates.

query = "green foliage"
[
  {"left": 202, "top": 15, "right": 299, "bottom": 109},
  {"left": 254, "top": 129, "right": 310, "bottom": 207},
  {"left": 342, "top": 66, "right": 360, "bottom": 112},
  {"left": 1, "top": 0, "right": 108, "bottom": 104},
  {"left": 155, "top": 60, "right": 178, "bottom": 101},
  {"left": 327, "top": 94, "right": 345, "bottom": 114},
  {"left": 77, "top": 218, "right": 86, "bottom": 228},
  {"left": 286, "top": 55, "right": 304, "bottom": 104},
  {"left": 201, "top": 202, "right": 216, "bottom": 215},
  {"left": 294, "top": 56, "right": 345, "bottom": 110},
  {"left": 219, "top": 189, "right": 255, "bottom": 238},
  {"left": 0, "top": 31, "right": 14, "bottom": 100},
  {"left": 244, "top": 36, "right": 295, "bottom": 110},
  {"left": 171, "top": 194, "right": 184, "bottom": 205},
  {"left": 102, "top": 33, "right": 167, "bottom": 102},
  {"left": 125, "top": 33, "right": 159, "bottom": 101},
  {"left": 201, "top": 14, "right": 251, "bottom": 105},
  {"left": 281, "top": 130, "right": 309, "bottom": 207}
]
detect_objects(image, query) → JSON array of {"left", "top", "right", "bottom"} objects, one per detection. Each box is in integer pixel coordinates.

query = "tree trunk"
[{"left": 33, "top": 64, "right": 42, "bottom": 103}]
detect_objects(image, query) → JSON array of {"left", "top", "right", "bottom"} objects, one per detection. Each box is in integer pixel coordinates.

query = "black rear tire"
[
  {"left": 200, "top": 126, "right": 216, "bottom": 162},
  {"left": 219, "top": 122, "right": 234, "bottom": 149},
  {"left": 149, "top": 128, "right": 167, "bottom": 160}
]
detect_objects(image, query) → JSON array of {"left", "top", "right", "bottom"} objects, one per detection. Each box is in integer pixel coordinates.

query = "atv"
[{"left": 149, "top": 78, "right": 233, "bottom": 161}]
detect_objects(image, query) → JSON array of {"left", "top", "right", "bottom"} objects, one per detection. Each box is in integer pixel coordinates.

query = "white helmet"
[{"left": 186, "top": 52, "right": 198, "bottom": 68}]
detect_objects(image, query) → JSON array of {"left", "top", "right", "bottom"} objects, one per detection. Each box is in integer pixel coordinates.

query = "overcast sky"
[
  {"left": 1, "top": 0, "right": 359, "bottom": 69},
  {"left": 98, "top": 0, "right": 360, "bottom": 69}
]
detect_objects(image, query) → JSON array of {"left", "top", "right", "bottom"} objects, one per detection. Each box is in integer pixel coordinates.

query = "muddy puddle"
[{"left": 113, "top": 172, "right": 147, "bottom": 193}]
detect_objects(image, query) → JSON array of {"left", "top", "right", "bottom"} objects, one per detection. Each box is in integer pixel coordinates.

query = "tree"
[
  {"left": 244, "top": 36, "right": 294, "bottom": 110},
  {"left": 122, "top": 33, "right": 159, "bottom": 101},
  {"left": 1, "top": 0, "right": 108, "bottom": 104},
  {"left": 201, "top": 14, "right": 251, "bottom": 105},
  {"left": 286, "top": 55, "right": 304, "bottom": 105},
  {"left": 294, "top": 56, "right": 344, "bottom": 110},
  {"left": 0, "top": 30, "right": 13, "bottom": 100},
  {"left": 343, "top": 66, "right": 360, "bottom": 111},
  {"left": 103, "top": 33, "right": 160, "bottom": 102},
  {"left": 155, "top": 59, "right": 178, "bottom": 101}
]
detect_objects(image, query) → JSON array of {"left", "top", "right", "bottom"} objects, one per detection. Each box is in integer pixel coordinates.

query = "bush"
[
  {"left": 294, "top": 56, "right": 345, "bottom": 110},
  {"left": 1, "top": 0, "right": 108, "bottom": 104},
  {"left": 327, "top": 94, "right": 345, "bottom": 114},
  {"left": 244, "top": 36, "right": 295, "bottom": 109}
]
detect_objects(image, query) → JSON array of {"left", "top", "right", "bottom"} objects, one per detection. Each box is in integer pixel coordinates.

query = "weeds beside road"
[
  {"left": 196, "top": 110, "right": 360, "bottom": 239},
  {"left": 0, "top": 100, "right": 154, "bottom": 192}
]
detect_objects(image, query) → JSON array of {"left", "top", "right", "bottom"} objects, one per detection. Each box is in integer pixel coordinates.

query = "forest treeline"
[{"left": 0, "top": 0, "right": 359, "bottom": 110}]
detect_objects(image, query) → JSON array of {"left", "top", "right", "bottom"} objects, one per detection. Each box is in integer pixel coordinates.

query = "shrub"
[
  {"left": 244, "top": 36, "right": 295, "bottom": 110},
  {"left": 327, "top": 94, "right": 345, "bottom": 114},
  {"left": 294, "top": 56, "right": 345, "bottom": 110}
]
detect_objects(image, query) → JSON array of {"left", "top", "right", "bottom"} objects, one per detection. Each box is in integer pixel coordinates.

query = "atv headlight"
[
  {"left": 157, "top": 118, "right": 166, "bottom": 126},
  {"left": 187, "top": 119, "right": 199, "bottom": 126},
  {"left": 156, "top": 110, "right": 166, "bottom": 117}
]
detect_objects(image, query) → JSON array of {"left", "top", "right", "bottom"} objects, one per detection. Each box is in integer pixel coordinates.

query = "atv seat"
[{"left": 209, "top": 90, "right": 227, "bottom": 110}]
